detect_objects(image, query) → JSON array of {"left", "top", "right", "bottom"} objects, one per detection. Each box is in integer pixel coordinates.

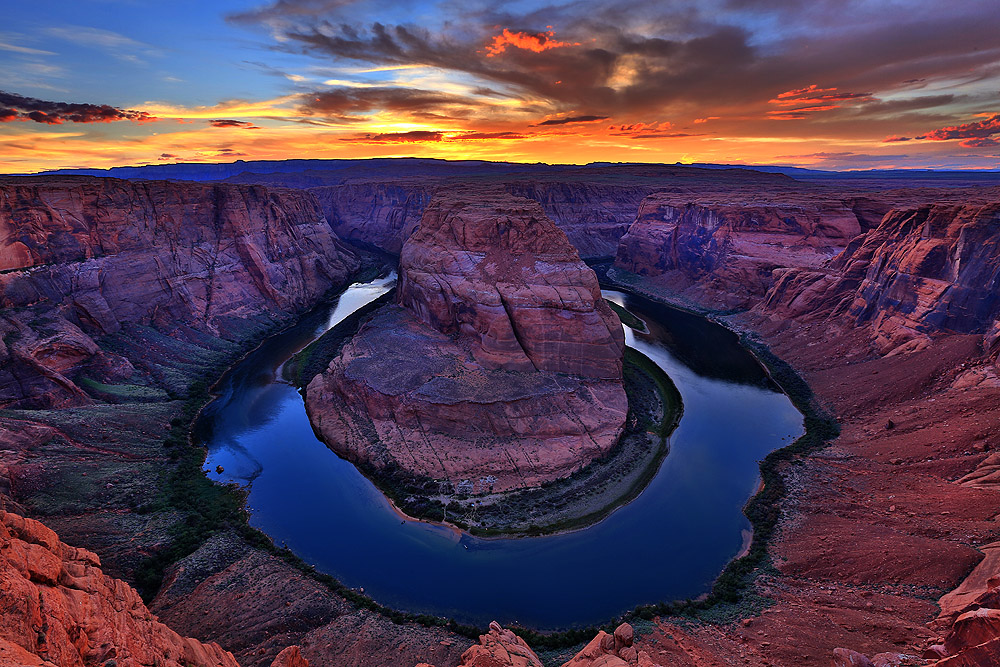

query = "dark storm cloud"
[
  {"left": 534, "top": 115, "right": 608, "bottom": 126},
  {"left": 209, "top": 119, "right": 261, "bottom": 128},
  {"left": 300, "top": 86, "right": 482, "bottom": 121},
  {"left": 0, "top": 90, "right": 156, "bottom": 124},
  {"left": 230, "top": 0, "right": 1000, "bottom": 136}
]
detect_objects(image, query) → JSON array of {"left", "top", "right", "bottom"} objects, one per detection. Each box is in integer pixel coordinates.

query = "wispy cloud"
[{"left": 44, "top": 25, "right": 161, "bottom": 63}]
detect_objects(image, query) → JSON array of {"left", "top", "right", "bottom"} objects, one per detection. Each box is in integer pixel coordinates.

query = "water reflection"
[{"left": 198, "top": 278, "right": 803, "bottom": 628}]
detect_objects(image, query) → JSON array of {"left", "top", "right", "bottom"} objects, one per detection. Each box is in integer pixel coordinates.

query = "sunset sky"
[{"left": 2, "top": 0, "right": 1000, "bottom": 173}]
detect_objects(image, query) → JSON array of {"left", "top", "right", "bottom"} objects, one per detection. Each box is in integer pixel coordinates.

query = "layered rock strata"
[
  {"left": 613, "top": 190, "right": 875, "bottom": 308},
  {"left": 306, "top": 190, "right": 626, "bottom": 491},
  {"left": 0, "top": 176, "right": 359, "bottom": 408},
  {"left": 310, "top": 180, "right": 651, "bottom": 259},
  {"left": 762, "top": 202, "right": 1000, "bottom": 354}
]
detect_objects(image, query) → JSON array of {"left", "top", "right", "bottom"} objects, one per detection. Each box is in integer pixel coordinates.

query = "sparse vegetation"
[{"left": 605, "top": 299, "right": 647, "bottom": 332}]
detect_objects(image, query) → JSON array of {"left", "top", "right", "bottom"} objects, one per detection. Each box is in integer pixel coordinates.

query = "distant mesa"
[{"left": 305, "top": 187, "right": 627, "bottom": 491}]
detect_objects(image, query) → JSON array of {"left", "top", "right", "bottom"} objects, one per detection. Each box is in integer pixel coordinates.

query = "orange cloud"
[
  {"left": 485, "top": 29, "right": 578, "bottom": 57},
  {"left": 776, "top": 84, "right": 837, "bottom": 99}
]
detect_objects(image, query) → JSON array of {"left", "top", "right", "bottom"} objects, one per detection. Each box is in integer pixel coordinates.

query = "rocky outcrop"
[
  {"left": 762, "top": 202, "right": 1000, "bottom": 354},
  {"left": 454, "top": 621, "right": 543, "bottom": 667},
  {"left": 562, "top": 623, "right": 662, "bottom": 667},
  {"left": 613, "top": 191, "right": 865, "bottom": 308},
  {"left": 0, "top": 509, "right": 239, "bottom": 667},
  {"left": 306, "top": 189, "right": 627, "bottom": 491},
  {"left": 0, "top": 176, "right": 359, "bottom": 407},
  {"left": 270, "top": 646, "right": 309, "bottom": 667},
  {"left": 418, "top": 622, "right": 661, "bottom": 667}
]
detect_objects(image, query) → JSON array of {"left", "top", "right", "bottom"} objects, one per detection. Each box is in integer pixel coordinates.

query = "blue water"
[{"left": 197, "top": 275, "right": 803, "bottom": 629}]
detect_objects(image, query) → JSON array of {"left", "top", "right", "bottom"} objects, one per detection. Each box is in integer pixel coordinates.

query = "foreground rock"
[
  {"left": 562, "top": 623, "right": 662, "bottom": 667},
  {"left": 307, "top": 189, "right": 626, "bottom": 491},
  {"left": 456, "top": 621, "right": 543, "bottom": 667},
  {"left": 0, "top": 509, "right": 238, "bottom": 667},
  {"left": 0, "top": 176, "right": 359, "bottom": 408},
  {"left": 417, "top": 622, "right": 663, "bottom": 667}
]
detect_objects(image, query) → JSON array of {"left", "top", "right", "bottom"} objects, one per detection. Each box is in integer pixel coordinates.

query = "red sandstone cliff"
[
  {"left": 306, "top": 189, "right": 627, "bottom": 491},
  {"left": 0, "top": 508, "right": 239, "bottom": 667},
  {"left": 612, "top": 190, "right": 873, "bottom": 308},
  {"left": 310, "top": 182, "right": 433, "bottom": 254},
  {"left": 0, "top": 176, "right": 359, "bottom": 408}
]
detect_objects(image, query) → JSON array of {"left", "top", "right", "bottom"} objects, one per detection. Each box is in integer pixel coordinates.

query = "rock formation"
[
  {"left": 0, "top": 176, "right": 359, "bottom": 407},
  {"left": 613, "top": 190, "right": 874, "bottom": 308},
  {"left": 763, "top": 203, "right": 1000, "bottom": 354},
  {"left": 561, "top": 623, "right": 662, "bottom": 667},
  {"left": 310, "top": 182, "right": 433, "bottom": 254},
  {"left": 269, "top": 646, "right": 309, "bottom": 667},
  {"left": 455, "top": 621, "right": 543, "bottom": 667},
  {"left": 416, "top": 622, "right": 662, "bottom": 667},
  {"left": 306, "top": 189, "right": 627, "bottom": 490},
  {"left": 0, "top": 508, "right": 239, "bottom": 667}
]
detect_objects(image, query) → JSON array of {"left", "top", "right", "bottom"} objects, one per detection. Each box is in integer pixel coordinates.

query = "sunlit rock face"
[
  {"left": 0, "top": 509, "right": 241, "bottom": 667},
  {"left": 306, "top": 189, "right": 627, "bottom": 492},
  {"left": 762, "top": 202, "right": 1000, "bottom": 354}
]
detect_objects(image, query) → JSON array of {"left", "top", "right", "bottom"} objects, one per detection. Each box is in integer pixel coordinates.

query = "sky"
[{"left": 2, "top": 0, "right": 1000, "bottom": 173}]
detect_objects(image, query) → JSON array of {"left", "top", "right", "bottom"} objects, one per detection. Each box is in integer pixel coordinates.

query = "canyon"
[{"left": 1, "top": 161, "right": 1000, "bottom": 667}]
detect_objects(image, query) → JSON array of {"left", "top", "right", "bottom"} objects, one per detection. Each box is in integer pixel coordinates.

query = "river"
[{"left": 197, "top": 273, "right": 803, "bottom": 629}]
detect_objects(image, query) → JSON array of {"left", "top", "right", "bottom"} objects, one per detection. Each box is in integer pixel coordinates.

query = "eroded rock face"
[
  {"left": 0, "top": 509, "right": 239, "bottom": 667},
  {"left": 458, "top": 621, "right": 543, "bottom": 667},
  {"left": 562, "top": 623, "right": 662, "bottom": 667},
  {"left": 307, "top": 190, "right": 626, "bottom": 491},
  {"left": 613, "top": 192, "right": 865, "bottom": 308},
  {"left": 762, "top": 202, "right": 1000, "bottom": 354},
  {"left": 398, "top": 190, "right": 624, "bottom": 378},
  {"left": 0, "top": 176, "right": 359, "bottom": 407},
  {"left": 311, "top": 182, "right": 433, "bottom": 254}
]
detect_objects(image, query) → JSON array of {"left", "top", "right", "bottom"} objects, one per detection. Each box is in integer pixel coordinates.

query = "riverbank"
[{"left": 600, "top": 272, "right": 840, "bottom": 626}]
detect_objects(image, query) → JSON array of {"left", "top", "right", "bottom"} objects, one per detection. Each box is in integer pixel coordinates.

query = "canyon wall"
[
  {"left": 306, "top": 188, "right": 627, "bottom": 491},
  {"left": 0, "top": 176, "right": 359, "bottom": 408},
  {"left": 762, "top": 202, "right": 1000, "bottom": 354},
  {"left": 612, "top": 190, "right": 874, "bottom": 308},
  {"left": 309, "top": 180, "right": 653, "bottom": 259}
]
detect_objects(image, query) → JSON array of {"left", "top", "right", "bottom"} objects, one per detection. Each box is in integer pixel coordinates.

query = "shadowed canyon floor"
[{"left": 2, "top": 163, "right": 1000, "bottom": 666}]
